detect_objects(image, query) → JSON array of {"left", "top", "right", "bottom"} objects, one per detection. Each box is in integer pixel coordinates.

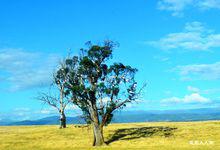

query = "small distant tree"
[
  {"left": 38, "top": 61, "right": 71, "bottom": 128},
  {"left": 63, "top": 40, "right": 144, "bottom": 146}
]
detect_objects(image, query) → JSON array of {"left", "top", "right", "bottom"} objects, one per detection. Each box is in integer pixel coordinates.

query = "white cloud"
[
  {"left": 187, "top": 86, "right": 200, "bottom": 93},
  {"left": 202, "top": 88, "right": 220, "bottom": 94},
  {"left": 184, "top": 93, "right": 210, "bottom": 103},
  {"left": 39, "top": 109, "right": 56, "bottom": 114},
  {"left": 148, "top": 22, "right": 220, "bottom": 51},
  {"left": 161, "top": 93, "right": 210, "bottom": 104},
  {"left": 40, "top": 110, "right": 50, "bottom": 114},
  {"left": 158, "top": 0, "right": 220, "bottom": 16},
  {"left": 176, "top": 62, "right": 220, "bottom": 80},
  {"left": 187, "top": 86, "right": 220, "bottom": 95},
  {"left": 0, "top": 48, "right": 60, "bottom": 91},
  {"left": 153, "top": 55, "right": 170, "bottom": 62},
  {"left": 0, "top": 106, "right": 78, "bottom": 121},
  {"left": 158, "top": 0, "right": 193, "bottom": 16},
  {"left": 198, "top": 0, "right": 220, "bottom": 9}
]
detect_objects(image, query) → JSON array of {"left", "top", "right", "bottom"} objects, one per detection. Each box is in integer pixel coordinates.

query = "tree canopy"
[{"left": 49, "top": 40, "right": 143, "bottom": 146}]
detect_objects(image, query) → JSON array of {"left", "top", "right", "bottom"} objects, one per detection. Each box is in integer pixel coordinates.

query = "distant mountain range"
[{"left": 1, "top": 108, "right": 220, "bottom": 126}]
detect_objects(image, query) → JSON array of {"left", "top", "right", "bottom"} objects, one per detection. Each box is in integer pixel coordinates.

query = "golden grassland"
[{"left": 0, "top": 121, "right": 220, "bottom": 150}]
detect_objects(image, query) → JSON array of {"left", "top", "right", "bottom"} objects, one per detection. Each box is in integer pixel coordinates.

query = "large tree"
[
  {"left": 38, "top": 61, "right": 71, "bottom": 128},
  {"left": 63, "top": 40, "right": 143, "bottom": 146}
]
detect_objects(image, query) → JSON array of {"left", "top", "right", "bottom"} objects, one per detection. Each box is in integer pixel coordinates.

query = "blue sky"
[{"left": 1, "top": 0, "right": 220, "bottom": 121}]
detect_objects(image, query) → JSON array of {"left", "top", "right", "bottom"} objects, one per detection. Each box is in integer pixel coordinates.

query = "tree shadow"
[{"left": 106, "top": 126, "right": 177, "bottom": 144}]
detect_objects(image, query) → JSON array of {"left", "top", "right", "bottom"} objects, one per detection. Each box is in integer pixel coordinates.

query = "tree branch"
[{"left": 37, "top": 93, "right": 60, "bottom": 111}]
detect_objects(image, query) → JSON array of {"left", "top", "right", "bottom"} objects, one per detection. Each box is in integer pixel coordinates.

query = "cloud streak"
[
  {"left": 158, "top": 0, "right": 220, "bottom": 16},
  {"left": 0, "top": 48, "right": 60, "bottom": 91},
  {"left": 175, "top": 62, "right": 220, "bottom": 80},
  {"left": 0, "top": 105, "right": 81, "bottom": 121},
  {"left": 161, "top": 93, "right": 211, "bottom": 104},
  {"left": 148, "top": 22, "right": 220, "bottom": 51}
]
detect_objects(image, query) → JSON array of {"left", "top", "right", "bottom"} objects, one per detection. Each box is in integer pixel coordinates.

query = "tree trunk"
[
  {"left": 59, "top": 85, "right": 66, "bottom": 129},
  {"left": 92, "top": 122, "right": 105, "bottom": 146},
  {"left": 60, "top": 111, "right": 66, "bottom": 128},
  {"left": 89, "top": 103, "right": 105, "bottom": 146}
]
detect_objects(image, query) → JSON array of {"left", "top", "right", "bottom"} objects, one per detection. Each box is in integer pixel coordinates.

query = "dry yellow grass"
[{"left": 0, "top": 121, "right": 220, "bottom": 150}]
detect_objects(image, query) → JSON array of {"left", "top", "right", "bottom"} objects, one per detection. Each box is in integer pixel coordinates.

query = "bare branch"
[
  {"left": 137, "top": 82, "right": 147, "bottom": 96},
  {"left": 37, "top": 92, "right": 60, "bottom": 111}
]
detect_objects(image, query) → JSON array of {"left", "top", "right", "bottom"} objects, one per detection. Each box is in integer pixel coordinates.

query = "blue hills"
[{"left": 1, "top": 108, "right": 220, "bottom": 126}]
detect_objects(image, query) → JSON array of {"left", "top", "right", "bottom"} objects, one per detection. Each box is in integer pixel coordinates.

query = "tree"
[
  {"left": 38, "top": 61, "right": 71, "bottom": 128},
  {"left": 62, "top": 40, "right": 143, "bottom": 146}
]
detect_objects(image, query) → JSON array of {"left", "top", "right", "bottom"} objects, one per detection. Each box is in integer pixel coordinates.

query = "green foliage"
[{"left": 57, "top": 40, "right": 139, "bottom": 126}]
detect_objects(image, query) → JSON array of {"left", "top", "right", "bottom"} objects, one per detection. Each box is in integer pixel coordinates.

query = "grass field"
[{"left": 0, "top": 121, "right": 220, "bottom": 150}]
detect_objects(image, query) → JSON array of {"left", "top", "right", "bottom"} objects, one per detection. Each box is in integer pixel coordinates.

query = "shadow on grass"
[{"left": 106, "top": 126, "right": 177, "bottom": 144}]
